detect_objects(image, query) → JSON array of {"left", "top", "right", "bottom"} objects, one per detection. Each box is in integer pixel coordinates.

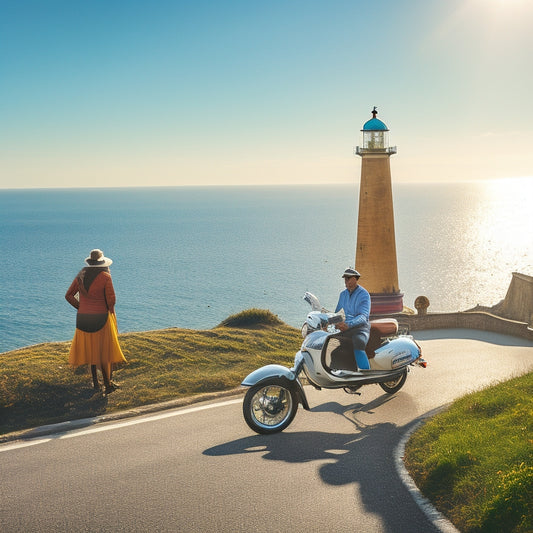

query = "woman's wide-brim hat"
[{"left": 85, "top": 249, "right": 113, "bottom": 267}]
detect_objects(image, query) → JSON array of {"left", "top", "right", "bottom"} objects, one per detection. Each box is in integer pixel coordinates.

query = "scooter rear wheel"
[
  {"left": 379, "top": 369, "right": 408, "bottom": 394},
  {"left": 243, "top": 380, "right": 298, "bottom": 434}
]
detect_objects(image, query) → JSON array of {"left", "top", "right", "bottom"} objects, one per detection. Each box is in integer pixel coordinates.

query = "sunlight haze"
[{"left": 1, "top": 0, "right": 532, "bottom": 188}]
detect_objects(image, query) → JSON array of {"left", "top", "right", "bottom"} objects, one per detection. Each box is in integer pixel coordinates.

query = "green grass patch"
[
  {"left": 404, "top": 372, "right": 533, "bottom": 533},
  {"left": 0, "top": 310, "right": 300, "bottom": 436}
]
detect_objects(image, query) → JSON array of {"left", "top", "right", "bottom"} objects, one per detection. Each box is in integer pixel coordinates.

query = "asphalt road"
[{"left": 1, "top": 330, "right": 532, "bottom": 533}]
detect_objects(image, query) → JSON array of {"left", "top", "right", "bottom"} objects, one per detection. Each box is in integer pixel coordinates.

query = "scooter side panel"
[{"left": 373, "top": 337, "right": 420, "bottom": 370}]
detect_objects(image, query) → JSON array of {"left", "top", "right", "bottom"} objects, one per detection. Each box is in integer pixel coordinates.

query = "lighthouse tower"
[{"left": 354, "top": 107, "right": 403, "bottom": 314}]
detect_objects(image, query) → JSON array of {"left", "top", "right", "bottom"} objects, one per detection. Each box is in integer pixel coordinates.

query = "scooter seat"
[
  {"left": 369, "top": 318, "right": 398, "bottom": 336},
  {"left": 365, "top": 319, "right": 399, "bottom": 359}
]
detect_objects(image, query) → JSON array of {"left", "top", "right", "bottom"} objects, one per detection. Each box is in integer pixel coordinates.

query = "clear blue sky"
[{"left": 1, "top": 0, "right": 532, "bottom": 188}]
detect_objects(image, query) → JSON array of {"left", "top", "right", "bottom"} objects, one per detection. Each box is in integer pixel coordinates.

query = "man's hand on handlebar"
[{"left": 337, "top": 321, "right": 349, "bottom": 332}]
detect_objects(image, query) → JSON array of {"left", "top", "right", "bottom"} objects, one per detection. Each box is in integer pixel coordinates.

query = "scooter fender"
[{"left": 242, "top": 364, "right": 310, "bottom": 411}]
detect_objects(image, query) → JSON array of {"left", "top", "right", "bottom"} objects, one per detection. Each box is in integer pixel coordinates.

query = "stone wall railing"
[{"left": 372, "top": 311, "right": 533, "bottom": 342}]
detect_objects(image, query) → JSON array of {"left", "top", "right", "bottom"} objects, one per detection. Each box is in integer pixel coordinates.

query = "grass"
[
  {"left": 0, "top": 309, "right": 300, "bottom": 437},
  {"left": 404, "top": 372, "right": 533, "bottom": 533}
]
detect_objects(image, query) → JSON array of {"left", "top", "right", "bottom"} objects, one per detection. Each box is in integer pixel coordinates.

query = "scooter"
[{"left": 241, "top": 292, "right": 427, "bottom": 434}]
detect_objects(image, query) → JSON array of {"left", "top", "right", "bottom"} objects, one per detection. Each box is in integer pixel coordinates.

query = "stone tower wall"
[
  {"left": 500, "top": 272, "right": 533, "bottom": 325},
  {"left": 355, "top": 154, "right": 400, "bottom": 294}
]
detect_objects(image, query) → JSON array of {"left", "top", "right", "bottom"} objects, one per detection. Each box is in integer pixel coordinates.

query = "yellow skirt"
[{"left": 69, "top": 313, "right": 126, "bottom": 376}]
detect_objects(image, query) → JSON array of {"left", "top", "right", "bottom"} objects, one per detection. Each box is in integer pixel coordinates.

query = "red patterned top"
[{"left": 65, "top": 270, "right": 116, "bottom": 314}]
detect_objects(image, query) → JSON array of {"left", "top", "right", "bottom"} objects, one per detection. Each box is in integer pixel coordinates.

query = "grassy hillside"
[
  {"left": 404, "top": 372, "right": 532, "bottom": 533},
  {"left": 0, "top": 309, "right": 301, "bottom": 436}
]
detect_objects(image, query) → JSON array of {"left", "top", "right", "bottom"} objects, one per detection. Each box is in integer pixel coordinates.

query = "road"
[{"left": 1, "top": 330, "right": 532, "bottom": 533}]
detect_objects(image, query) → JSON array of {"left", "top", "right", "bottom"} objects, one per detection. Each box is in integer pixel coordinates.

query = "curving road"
[{"left": 1, "top": 330, "right": 532, "bottom": 533}]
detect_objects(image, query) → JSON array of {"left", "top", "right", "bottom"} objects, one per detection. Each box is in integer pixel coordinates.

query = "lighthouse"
[{"left": 354, "top": 107, "right": 403, "bottom": 314}]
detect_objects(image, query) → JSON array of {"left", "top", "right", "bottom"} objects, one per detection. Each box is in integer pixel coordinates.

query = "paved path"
[{"left": 1, "top": 330, "right": 531, "bottom": 533}]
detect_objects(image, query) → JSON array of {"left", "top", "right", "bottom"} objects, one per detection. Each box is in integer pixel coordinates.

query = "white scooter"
[{"left": 241, "top": 292, "right": 427, "bottom": 434}]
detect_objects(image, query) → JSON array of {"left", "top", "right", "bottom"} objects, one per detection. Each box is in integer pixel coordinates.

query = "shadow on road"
[{"left": 204, "top": 394, "right": 441, "bottom": 533}]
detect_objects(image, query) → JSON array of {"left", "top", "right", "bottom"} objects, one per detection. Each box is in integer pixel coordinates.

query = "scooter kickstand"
[{"left": 343, "top": 386, "right": 362, "bottom": 395}]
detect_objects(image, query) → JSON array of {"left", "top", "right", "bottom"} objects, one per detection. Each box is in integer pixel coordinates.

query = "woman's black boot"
[{"left": 91, "top": 365, "right": 100, "bottom": 390}]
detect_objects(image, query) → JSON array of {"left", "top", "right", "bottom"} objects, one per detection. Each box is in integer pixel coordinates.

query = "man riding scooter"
[
  {"left": 335, "top": 268, "right": 371, "bottom": 370},
  {"left": 241, "top": 280, "right": 425, "bottom": 434}
]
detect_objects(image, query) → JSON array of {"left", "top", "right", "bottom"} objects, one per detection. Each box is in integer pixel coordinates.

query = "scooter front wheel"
[
  {"left": 379, "top": 369, "right": 408, "bottom": 394},
  {"left": 243, "top": 380, "right": 298, "bottom": 434}
]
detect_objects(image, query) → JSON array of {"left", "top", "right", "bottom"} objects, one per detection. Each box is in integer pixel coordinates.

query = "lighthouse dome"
[{"left": 362, "top": 117, "right": 389, "bottom": 131}]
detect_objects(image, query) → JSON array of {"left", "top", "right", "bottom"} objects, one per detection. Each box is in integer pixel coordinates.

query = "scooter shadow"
[
  {"left": 203, "top": 398, "right": 440, "bottom": 533},
  {"left": 204, "top": 395, "right": 403, "bottom": 467},
  {"left": 311, "top": 392, "right": 397, "bottom": 417}
]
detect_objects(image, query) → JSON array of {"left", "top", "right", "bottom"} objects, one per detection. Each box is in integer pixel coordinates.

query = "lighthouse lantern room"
[{"left": 355, "top": 107, "right": 397, "bottom": 155}]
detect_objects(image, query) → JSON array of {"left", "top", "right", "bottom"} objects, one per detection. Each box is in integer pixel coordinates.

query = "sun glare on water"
[{"left": 469, "top": 177, "right": 533, "bottom": 279}]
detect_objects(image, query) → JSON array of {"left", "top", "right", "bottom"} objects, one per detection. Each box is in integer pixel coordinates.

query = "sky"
[{"left": 1, "top": 0, "right": 532, "bottom": 188}]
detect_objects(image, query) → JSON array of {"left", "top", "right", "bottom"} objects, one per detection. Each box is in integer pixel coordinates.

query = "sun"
[
  {"left": 471, "top": 0, "right": 529, "bottom": 8},
  {"left": 489, "top": 0, "right": 529, "bottom": 6}
]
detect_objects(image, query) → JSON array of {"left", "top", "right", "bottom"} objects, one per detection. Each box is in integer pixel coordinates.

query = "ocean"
[{"left": 1, "top": 178, "right": 532, "bottom": 353}]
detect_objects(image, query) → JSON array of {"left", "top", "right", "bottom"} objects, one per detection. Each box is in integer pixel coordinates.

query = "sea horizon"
[
  {"left": 1, "top": 178, "right": 531, "bottom": 353},
  {"left": 2, "top": 175, "right": 531, "bottom": 192}
]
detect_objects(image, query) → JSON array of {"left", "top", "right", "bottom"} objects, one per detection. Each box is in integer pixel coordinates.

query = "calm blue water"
[{"left": 1, "top": 180, "right": 532, "bottom": 353}]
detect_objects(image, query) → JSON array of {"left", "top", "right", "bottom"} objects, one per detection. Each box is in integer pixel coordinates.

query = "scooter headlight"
[{"left": 301, "top": 323, "right": 309, "bottom": 338}]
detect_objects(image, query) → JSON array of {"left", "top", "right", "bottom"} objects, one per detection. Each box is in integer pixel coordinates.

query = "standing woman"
[{"left": 65, "top": 249, "right": 126, "bottom": 394}]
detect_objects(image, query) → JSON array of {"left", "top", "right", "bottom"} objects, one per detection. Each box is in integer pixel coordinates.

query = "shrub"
[{"left": 217, "top": 308, "right": 283, "bottom": 328}]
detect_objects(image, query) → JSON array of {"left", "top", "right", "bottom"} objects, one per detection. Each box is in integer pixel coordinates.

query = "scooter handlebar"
[{"left": 327, "top": 313, "right": 344, "bottom": 324}]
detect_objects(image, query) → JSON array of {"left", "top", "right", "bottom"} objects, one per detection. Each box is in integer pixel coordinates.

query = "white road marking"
[{"left": 0, "top": 398, "right": 243, "bottom": 452}]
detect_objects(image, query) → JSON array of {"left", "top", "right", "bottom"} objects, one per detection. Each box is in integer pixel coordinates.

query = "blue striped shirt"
[{"left": 335, "top": 285, "right": 371, "bottom": 328}]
